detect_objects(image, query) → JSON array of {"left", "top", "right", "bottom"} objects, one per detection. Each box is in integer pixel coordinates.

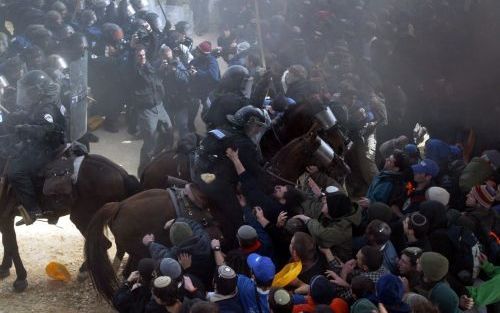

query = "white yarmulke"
[
  {"left": 154, "top": 276, "right": 172, "bottom": 288},
  {"left": 273, "top": 289, "right": 291, "bottom": 305},
  {"left": 325, "top": 185, "right": 339, "bottom": 194},
  {"left": 425, "top": 187, "right": 450, "bottom": 206}
]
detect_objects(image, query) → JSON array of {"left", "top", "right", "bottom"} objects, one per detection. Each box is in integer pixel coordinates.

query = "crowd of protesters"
[{"left": 0, "top": 0, "right": 500, "bottom": 313}]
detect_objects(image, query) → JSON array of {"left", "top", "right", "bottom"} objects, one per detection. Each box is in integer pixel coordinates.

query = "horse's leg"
[
  {"left": 2, "top": 216, "right": 28, "bottom": 291},
  {"left": 0, "top": 224, "right": 13, "bottom": 278},
  {"left": 112, "top": 246, "right": 125, "bottom": 272}
]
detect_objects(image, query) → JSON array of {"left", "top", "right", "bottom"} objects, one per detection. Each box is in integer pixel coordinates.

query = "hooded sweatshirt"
[{"left": 306, "top": 204, "right": 362, "bottom": 261}]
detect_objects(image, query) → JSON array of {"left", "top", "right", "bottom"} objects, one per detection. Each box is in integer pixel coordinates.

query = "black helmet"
[
  {"left": 175, "top": 21, "right": 191, "bottom": 34},
  {"left": 131, "top": 0, "right": 148, "bottom": 10},
  {"left": 220, "top": 65, "right": 251, "bottom": 93},
  {"left": 227, "top": 105, "right": 270, "bottom": 128},
  {"left": 144, "top": 12, "right": 162, "bottom": 33},
  {"left": 20, "top": 70, "right": 54, "bottom": 104}
]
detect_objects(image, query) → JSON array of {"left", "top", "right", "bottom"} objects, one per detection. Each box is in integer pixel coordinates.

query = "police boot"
[{"left": 16, "top": 206, "right": 43, "bottom": 226}]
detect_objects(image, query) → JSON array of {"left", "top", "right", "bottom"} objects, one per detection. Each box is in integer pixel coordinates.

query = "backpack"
[{"left": 447, "top": 225, "right": 481, "bottom": 285}]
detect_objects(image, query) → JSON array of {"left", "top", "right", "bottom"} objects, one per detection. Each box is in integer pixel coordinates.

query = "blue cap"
[
  {"left": 404, "top": 144, "right": 418, "bottom": 156},
  {"left": 411, "top": 158, "right": 439, "bottom": 177},
  {"left": 247, "top": 253, "right": 275, "bottom": 283}
]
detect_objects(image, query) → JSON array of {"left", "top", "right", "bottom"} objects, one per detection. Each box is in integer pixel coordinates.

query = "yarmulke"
[
  {"left": 325, "top": 185, "right": 339, "bottom": 193},
  {"left": 426, "top": 187, "right": 450, "bottom": 206},
  {"left": 273, "top": 289, "right": 291, "bottom": 305},
  {"left": 217, "top": 265, "right": 236, "bottom": 279},
  {"left": 154, "top": 276, "right": 172, "bottom": 288}
]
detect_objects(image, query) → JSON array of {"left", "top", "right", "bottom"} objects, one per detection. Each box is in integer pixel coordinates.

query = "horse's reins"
[{"left": 264, "top": 166, "right": 297, "bottom": 186}]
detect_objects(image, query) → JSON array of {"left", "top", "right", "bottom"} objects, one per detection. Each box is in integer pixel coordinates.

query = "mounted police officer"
[
  {"left": 6, "top": 70, "right": 66, "bottom": 225},
  {"left": 192, "top": 105, "right": 271, "bottom": 249}
]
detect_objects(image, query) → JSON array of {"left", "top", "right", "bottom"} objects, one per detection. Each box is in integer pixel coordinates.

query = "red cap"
[{"left": 198, "top": 41, "right": 212, "bottom": 54}]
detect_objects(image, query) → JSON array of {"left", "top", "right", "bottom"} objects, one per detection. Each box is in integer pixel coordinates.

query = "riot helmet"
[
  {"left": 51, "top": 1, "right": 68, "bottom": 18},
  {"left": 21, "top": 45, "right": 45, "bottom": 71},
  {"left": 18, "top": 70, "right": 54, "bottom": 106},
  {"left": 227, "top": 105, "right": 271, "bottom": 144},
  {"left": 175, "top": 21, "right": 191, "bottom": 35},
  {"left": 45, "top": 10, "right": 64, "bottom": 31},
  {"left": 227, "top": 105, "right": 270, "bottom": 128},
  {"left": 118, "top": 0, "right": 136, "bottom": 20},
  {"left": 219, "top": 65, "right": 253, "bottom": 97},
  {"left": 46, "top": 54, "right": 68, "bottom": 71},
  {"left": 144, "top": 12, "right": 162, "bottom": 33},
  {"left": 131, "top": 0, "right": 149, "bottom": 11}
]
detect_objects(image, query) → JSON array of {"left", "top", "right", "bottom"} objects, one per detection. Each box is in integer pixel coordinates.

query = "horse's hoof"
[
  {"left": 0, "top": 268, "right": 10, "bottom": 279},
  {"left": 77, "top": 271, "right": 88, "bottom": 282},
  {"left": 13, "top": 279, "right": 28, "bottom": 292}
]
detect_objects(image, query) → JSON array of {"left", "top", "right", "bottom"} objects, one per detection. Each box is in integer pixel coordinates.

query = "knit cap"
[
  {"left": 310, "top": 275, "right": 336, "bottom": 305},
  {"left": 351, "top": 298, "right": 377, "bottom": 313},
  {"left": 237, "top": 225, "right": 258, "bottom": 240},
  {"left": 425, "top": 186, "right": 450, "bottom": 206},
  {"left": 159, "top": 258, "right": 182, "bottom": 279},
  {"left": 420, "top": 252, "right": 449, "bottom": 282},
  {"left": 469, "top": 185, "right": 496, "bottom": 208},
  {"left": 197, "top": 41, "right": 212, "bottom": 54},
  {"left": 169, "top": 222, "right": 193, "bottom": 246},
  {"left": 367, "top": 202, "right": 392, "bottom": 223}
]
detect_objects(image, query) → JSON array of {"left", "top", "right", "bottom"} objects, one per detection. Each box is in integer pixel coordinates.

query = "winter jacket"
[
  {"left": 112, "top": 283, "right": 151, "bottom": 313},
  {"left": 237, "top": 275, "right": 270, "bottom": 313},
  {"left": 305, "top": 204, "right": 362, "bottom": 261},
  {"left": 189, "top": 54, "right": 220, "bottom": 100},
  {"left": 242, "top": 205, "right": 274, "bottom": 258},
  {"left": 148, "top": 217, "right": 214, "bottom": 286},
  {"left": 429, "top": 282, "right": 462, "bottom": 313},
  {"left": 127, "top": 62, "right": 164, "bottom": 109},
  {"left": 366, "top": 171, "right": 406, "bottom": 206},
  {"left": 466, "top": 261, "right": 500, "bottom": 306},
  {"left": 207, "top": 291, "right": 244, "bottom": 313},
  {"left": 459, "top": 157, "right": 493, "bottom": 193}
]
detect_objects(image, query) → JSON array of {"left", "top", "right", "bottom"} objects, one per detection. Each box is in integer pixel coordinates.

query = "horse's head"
[{"left": 413, "top": 122, "right": 429, "bottom": 145}]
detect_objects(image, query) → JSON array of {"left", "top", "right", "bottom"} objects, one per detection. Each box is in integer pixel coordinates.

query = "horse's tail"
[
  {"left": 84, "top": 202, "right": 120, "bottom": 302},
  {"left": 124, "top": 174, "right": 141, "bottom": 197}
]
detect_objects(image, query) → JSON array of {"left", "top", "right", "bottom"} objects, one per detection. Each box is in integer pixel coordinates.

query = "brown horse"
[
  {"left": 260, "top": 100, "right": 348, "bottom": 161},
  {"left": 84, "top": 130, "right": 327, "bottom": 301},
  {"left": 140, "top": 133, "right": 200, "bottom": 189},
  {"left": 0, "top": 154, "right": 140, "bottom": 292}
]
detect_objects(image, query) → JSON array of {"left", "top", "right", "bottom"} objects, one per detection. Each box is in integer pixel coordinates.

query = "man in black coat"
[{"left": 128, "top": 45, "right": 172, "bottom": 175}]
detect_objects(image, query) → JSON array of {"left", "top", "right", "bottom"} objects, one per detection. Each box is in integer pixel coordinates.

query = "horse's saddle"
[
  {"left": 41, "top": 142, "right": 87, "bottom": 197},
  {"left": 167, "top": 186, "right": 214, "bottom": 227}
]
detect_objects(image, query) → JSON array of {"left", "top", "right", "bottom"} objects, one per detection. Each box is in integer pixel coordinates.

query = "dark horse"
[
  {"left": 260, "top": 100, "right": 348, "bottom": 160},
  {"left": 85, "top": 130, "right": 325, "bottom": 301},
  {"left": 0, "top": 154, "right": 140, "bottom": 291}
]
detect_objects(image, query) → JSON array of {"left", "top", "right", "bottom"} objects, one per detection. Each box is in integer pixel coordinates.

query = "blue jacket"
[
  {"left": 189, "top": 54, "right": 220, "bottom": 100},
  {"left": 366, "top": 171, "right": 405, "bottom": 205},
  {"left": 237, "top": 275, "right": 270, "bottom": 313}
]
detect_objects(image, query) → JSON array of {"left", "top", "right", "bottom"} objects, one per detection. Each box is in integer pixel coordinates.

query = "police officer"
[
  {"left": 193, "top": 105, "right": 270, "bottom": 249},
  {"left": 6, "top": 70, "right": 66, "bottom": 225},
  {"left": 128, "top": 45, "right": 172, "bottom": 175}
]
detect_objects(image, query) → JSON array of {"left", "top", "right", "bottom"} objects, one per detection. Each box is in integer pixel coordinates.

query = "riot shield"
[{"left": 67, "top": 51, "right": 88, "bottom": 141}]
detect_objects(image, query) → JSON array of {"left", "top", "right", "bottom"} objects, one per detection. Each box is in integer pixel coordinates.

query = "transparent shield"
[{"left": 67, "top": 52, "right": 88, "bottom": 141}]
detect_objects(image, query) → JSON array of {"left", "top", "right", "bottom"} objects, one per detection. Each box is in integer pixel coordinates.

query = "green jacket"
[
  {"left": 466, "top": 261, "right": 500, "bottom": 306},
  {"left": 459, "top": 157, "right": 493, "bottom": 193},
  {"left": 305, "top": 204, "right": 362, "bottom": 262}
]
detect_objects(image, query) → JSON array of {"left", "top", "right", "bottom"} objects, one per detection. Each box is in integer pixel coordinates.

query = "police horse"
[
  {"left": 0, "top": 58, "right": 140, "bottom": 292},
  {"left": 85, "top": 127, "right": 333, "bottom": 301}
]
